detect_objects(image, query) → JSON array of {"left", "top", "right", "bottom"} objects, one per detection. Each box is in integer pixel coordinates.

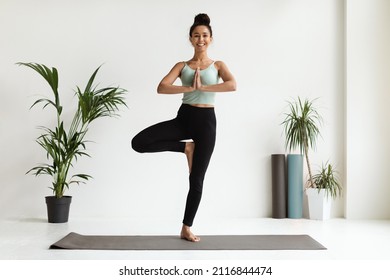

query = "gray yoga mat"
[
  {"left": 50, "top": 232, "right": 326, "bottom": 250},
  {"left": 272, "top": 154, "right": 287, "bottom": 218}
]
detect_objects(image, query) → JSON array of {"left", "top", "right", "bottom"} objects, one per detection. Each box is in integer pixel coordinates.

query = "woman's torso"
[{"left": 180, "top": 60, "right": 219, "bottom": 107}]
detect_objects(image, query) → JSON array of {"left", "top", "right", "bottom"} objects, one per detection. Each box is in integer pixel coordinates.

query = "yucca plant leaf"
[
  {"left": 29, "top": 98, "right": 56, "bottom": 110},
  {"left": 17, "top": 62, "right": 59, "bottom": 95},
  {"left": 72, "top": 174, "right": 92, "bottom": 180},
  {"left": 84, "top": 65, "right": 101, "bottom": 94},
  {"left": 26, "top": 164, "right": 57, "bottom": 180}
]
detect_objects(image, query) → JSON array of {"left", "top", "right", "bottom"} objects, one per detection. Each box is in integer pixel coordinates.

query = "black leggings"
[{"left": 132, "top": 104, "right": 216, "bottom": 227}]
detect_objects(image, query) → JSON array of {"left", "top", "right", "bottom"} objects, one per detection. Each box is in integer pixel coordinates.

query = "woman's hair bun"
[
  {"left": 194, "top": 13, "right": 210, "bottom": 26},
  {"left": 189, "top": 13, "right": 213, "bottom": 37}
]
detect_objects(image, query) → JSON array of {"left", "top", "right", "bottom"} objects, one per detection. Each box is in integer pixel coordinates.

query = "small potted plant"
[
  {"left": 19, "top": 62, "right": 127, "bottom": 223},
  {"left": 307, "top": 161, "right": 342, "bottom": 220}
]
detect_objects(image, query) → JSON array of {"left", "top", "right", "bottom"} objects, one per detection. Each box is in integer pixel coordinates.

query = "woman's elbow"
[
  {"left": 230, "top": 80, "right": 237, "bottom": 92},
  {"left": 157, "top": 83, "right": 165, "bottom": 94}
]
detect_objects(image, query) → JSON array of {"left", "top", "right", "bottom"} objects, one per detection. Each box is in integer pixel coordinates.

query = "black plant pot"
[{"left": 45, "top": 196, "right": 72, "bottom": 223}]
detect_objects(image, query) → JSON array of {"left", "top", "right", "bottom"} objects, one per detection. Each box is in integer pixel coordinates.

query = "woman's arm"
[
  {"left": 157, "top": 62, "right": 195, "bottom": 94},
  {"left": 199, "top": 61, "right": 237, "bottom": 92}
]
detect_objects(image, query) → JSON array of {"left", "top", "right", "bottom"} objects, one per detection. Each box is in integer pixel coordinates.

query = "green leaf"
[{"left": 312, "top": 161, "right": 342, "bottom": 199}]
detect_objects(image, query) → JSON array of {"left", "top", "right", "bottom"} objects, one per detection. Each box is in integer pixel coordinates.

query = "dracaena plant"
[
  {"left": 18, "top": 62, "right": 127, "bottom": 198},
  {"left": 282, "top": 97, "right": 322, "bottom": 188}
]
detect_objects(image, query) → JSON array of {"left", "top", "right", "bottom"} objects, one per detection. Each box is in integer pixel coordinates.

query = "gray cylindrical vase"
[
  {"left": 287, "top": 154, "right": 303, "bottom": 218},
  {"left": 271, "top": 154, "right": 287, "bottom": 218}
]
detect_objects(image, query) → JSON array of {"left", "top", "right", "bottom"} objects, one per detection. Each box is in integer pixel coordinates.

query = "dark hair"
[{"left": 189, "top": 13, "right": 212, "bottom": 37}]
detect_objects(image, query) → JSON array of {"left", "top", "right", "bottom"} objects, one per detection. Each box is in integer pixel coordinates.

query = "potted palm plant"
[
  {"left": 19, "top": 62, "right": 127, "bottom": 223},
  {"left": 307, "top": 161, "right": 342, "bottom": 220},
  {"left": 281, "top": 97, "right": 322, "bottom": 218}
]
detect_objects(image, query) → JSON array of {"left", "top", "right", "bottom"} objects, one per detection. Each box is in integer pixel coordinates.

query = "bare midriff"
[{"left": 189, "top": 104, "right": 214, "bottom": 108}]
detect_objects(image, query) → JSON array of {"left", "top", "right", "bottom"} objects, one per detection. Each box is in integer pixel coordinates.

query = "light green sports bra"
[{"left": 180, "top": 61, "right": 219, "bottom": 105}]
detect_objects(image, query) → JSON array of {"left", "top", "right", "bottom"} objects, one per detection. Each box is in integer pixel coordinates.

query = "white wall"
[
  {"left": 0, "top": 0, "right": 345, "bottom": 223},
  {"left": 346, "top": 0, "right": 390, "bottom": 219}
]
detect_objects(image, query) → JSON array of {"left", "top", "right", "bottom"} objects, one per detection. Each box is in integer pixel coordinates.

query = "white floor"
[{"left": 1, "top": 217, "right": 390, "bottom": 260}]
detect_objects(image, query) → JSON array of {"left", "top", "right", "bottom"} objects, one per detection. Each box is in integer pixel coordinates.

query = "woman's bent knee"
[{"left": 131, "top": 136, "right": 144, "bottom": 153}]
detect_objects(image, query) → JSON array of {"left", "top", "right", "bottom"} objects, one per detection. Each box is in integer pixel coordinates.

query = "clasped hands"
[{"left": 190, "top": 67, "right": 203, "bottom": 91}]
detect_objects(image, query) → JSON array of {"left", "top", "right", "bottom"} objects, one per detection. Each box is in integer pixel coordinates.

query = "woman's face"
[{"left": 190, "top": 25, "right": 212, "bottom": 51}]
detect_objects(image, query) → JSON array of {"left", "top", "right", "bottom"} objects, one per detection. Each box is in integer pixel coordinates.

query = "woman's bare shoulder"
[
  {"left": 214, "top": 60, "right": 228, "bottom": 71},
  {"left": 175, "top": 61, "right": 187, "bottom": 67},
  {"left": 165, "top": 61, "right": 186, "bottom": 75}
]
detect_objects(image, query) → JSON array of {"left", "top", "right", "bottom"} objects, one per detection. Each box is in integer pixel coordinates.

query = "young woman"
[{"left": 132, "top": 13, "right": 236, "bottom": 242}]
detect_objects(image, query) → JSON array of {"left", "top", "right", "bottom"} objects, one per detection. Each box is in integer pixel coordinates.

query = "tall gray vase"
[
  {"left": 287, "top": 154, "right": 303, "bottom": 218},
  {"left": 271, "top": 154, "right": 287, "bottom": 218}
]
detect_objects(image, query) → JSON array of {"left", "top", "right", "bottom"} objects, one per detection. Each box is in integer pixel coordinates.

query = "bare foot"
[
  {"left": 184, "top": 141, "right": 195, "bottom": 173},
  {"left": 180, "top": 225, "right": 200, "bottom": 242}
]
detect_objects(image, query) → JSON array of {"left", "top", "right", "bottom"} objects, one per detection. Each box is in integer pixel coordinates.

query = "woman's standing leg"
[{"left": 181, "top": 107, "right": 216, "bottom": 241}]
